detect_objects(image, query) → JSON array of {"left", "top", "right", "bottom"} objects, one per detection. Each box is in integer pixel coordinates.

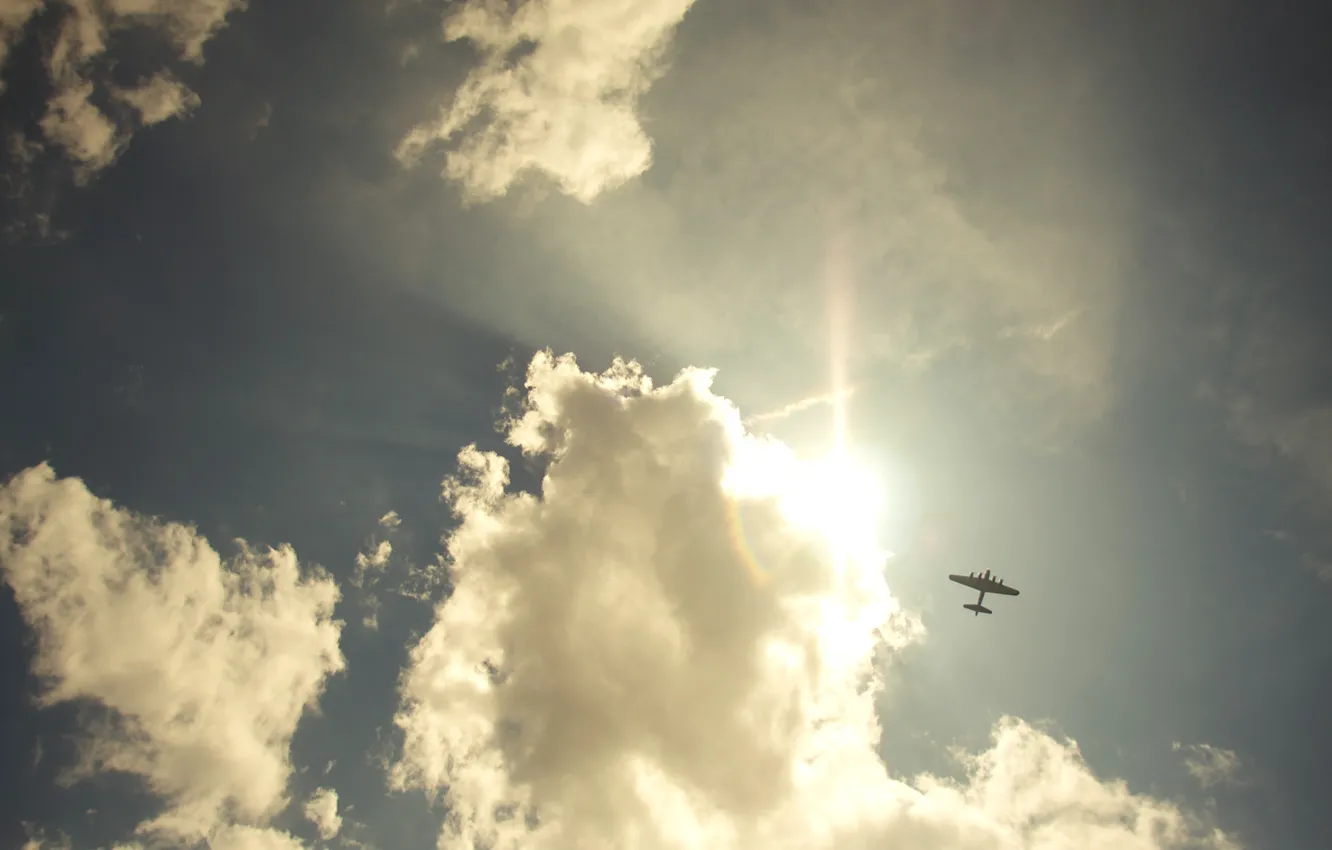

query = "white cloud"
[
  {"left": 0, "top": 0, "right": 44, "bottom": 92},
  {"left": 1173, "top": 742, "right": 1242, "bottom": 789},
  {"left": 103, "top": 0, "right": 246, "bottom": 63},
  {"left": 0, "top": 463, "right": 345, "bottom": 844},
  {"left": 20, "top": 824, "right": 72, "bottom": 850},
  {"left": 113, "top": 71, "right": 203, "bottom": 125},
  {"left": 360, "top": 592, "right": 381, "bottom": 631},
  {"left": 355, "top": 539, "right": 393, "bottom": 574},
  {"left": 349, "top": 508, "right": 447, "bottom": 628},
  {"left": 396, "top": 0, "right": 699, "bottom": 203},
  {"left": 744, "top": 387, "right": 858, "bottom": 429},
  {"left": 38, "top": 77, "right": 124, "bottom": 181},
  {"left": 351, "top": 535, "right": 392, "bottom": 628},
  {"left": 433, "top": 7, "right": 1130, "bottom": 440},
  {"left": 354, "top": 513, "right": 400, "bottom": 586},
  {"left": 303, "top": 787, "right": 343, "bottom": 840},
  {"left": 209, "top": 825, "right": 308, "bottom": 850},
  {"left": 2, "top": 0, "right": 243, "bottom": 184},
  {"left": 391, "top": 351, "right": 1235, "bottom": 850}
]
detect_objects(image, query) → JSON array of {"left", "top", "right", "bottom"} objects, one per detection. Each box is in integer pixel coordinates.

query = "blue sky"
[{"left": 2, "top": 2, "right": 1331, "bottom": 849}]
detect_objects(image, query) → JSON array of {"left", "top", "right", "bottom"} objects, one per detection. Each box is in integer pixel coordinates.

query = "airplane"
[{"left": 948, "top": 569, "right": 1019, "bottom": 616}]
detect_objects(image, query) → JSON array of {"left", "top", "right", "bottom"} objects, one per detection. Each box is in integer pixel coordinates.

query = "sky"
[{"left": 2, "top": 1, "right": 1331, "bottom": 849}]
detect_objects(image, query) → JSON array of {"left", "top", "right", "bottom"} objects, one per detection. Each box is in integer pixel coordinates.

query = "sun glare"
[
  {"left": 779, "top": 452, "right": 886, "bottom": 558},
  {"left": 725, "top": 441, "right": 889, "bottom": 569}
]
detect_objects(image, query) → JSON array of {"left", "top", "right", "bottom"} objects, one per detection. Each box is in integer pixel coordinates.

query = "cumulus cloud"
[
  {"left": 378, "top": 510, "right": 402, "bottom": 529},
  {"left": 395, "top": 0, "right": 699, "bottom": 203},
  {"left": 303, "top": 787, "right": 343, "bottom": 840},
  {"left": 2, "top": 0, "right": 243, "bottom": 185},
  {"left": 391, "top": 351, "right": 1235, "bottom": 850},
  {"left": 1173, "top": 742, "right": 1242, "bottom": 789},
  {"left": 0, "top": 463, "right": 345, "bottom": 844}
]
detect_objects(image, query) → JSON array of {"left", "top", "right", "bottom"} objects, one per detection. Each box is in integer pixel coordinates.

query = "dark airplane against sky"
[{"left": 949, "top": 570, "right": 1020, "bottom": 617}]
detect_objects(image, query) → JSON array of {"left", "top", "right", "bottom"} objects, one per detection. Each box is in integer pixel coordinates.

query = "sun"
[
  {"left": 725, "top": 439, "right": 889, "bottom": 568},
  {"left": 779, "top": 450, "right": 887, "bottom": 564},
  {"left": 723, "top": 436, "right": 900, "bottom": 674}
]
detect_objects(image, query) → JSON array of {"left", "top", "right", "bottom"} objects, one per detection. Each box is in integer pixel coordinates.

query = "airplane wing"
[
  {"left": 948, "top": 574, "right": 985, "bottom": 591},
  {"left": 978, "top": 577, "right": 1019, "bottom": 596},
  {"left": 949, "top": 574, "right": 1020, "bottom": 596}
]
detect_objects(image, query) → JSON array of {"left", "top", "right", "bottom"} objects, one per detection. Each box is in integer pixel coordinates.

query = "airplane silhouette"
[{"left": 948, "top": 569, "right": 1020, "bottom": 616}]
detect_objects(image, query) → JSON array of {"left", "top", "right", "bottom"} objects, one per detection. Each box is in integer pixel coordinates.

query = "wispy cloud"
[
  {"left": 395, "top": 0, "right": 699, "bottom": 203},
  {"left": 20, "top": 823, "right": 71, "bottom": 850},
  {"left": 1174, "top": 742, "right": 1243, "bottom": 789},
  {"left": 452, "top": 6, "right": 1131, "bottom": 442},
  {"left": 390, "top": 351, "right": 1234, "bottom": 850},
  {"left": 744, "top": 386, "right": 858, "bottom": 428},
  {"left": 0, "top": 463, "right": 345, "bottom": 845}
]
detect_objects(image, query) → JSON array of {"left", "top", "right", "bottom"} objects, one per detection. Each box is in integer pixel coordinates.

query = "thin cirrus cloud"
[
  {"left": 0, "top": 463, "right": 345, "bottom": 847},
  {"left": 389, "top": 351, "right": 1237, "bottom": 850},
  {"left": 395, "top": 0, "right": 700, "bottom": 204},
  {"left": 1174, "top": 742, "right": 1243, "bottom": 789}
]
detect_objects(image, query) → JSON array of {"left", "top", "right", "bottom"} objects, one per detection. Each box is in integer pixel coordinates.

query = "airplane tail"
[{"left": 963, "top": 603, "right": 992, "bottom": 616}]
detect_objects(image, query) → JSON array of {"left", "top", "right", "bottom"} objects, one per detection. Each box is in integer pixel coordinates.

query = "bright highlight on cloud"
[
  {"left": 391, "top": 351, "right": 1237, "bottom": 850},
  {"left": 303, "top": 787, "right": 343, "bottom": 840},
  {"left": 1, "top": 0, "right": 243, "bottom": 183},
  {"left": 396, "top": 0, "right": 699, "bottom": 203},
  {"left": 0, "top": 463, "right": 345, "bottom": 845}
]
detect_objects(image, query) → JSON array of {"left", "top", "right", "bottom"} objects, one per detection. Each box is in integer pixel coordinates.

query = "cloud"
[
  {"left": 347, "top": 507, "right": 449, "bottom": 629},
  {"left": 355, "top": 539, "right": 393, "bottom": 574},
  {"left": 102, "top": 0, "right": 245, "bottom": 63},
  {"left": 395, "top": 0, "right": 700, "bottom": 203},
  {"left": 113, "top": 71, "right": 203, "bottom": 125},
  {"left": 20, "top": 824, "right": 72, "bottom": 850},
  {"left": 0, "top": 463, "right": 345, "bottom": 844},
  {"left": 38, "top": 77, "right": 124, "bottom": 180},
  {"left": 303, "top": 787, "right": 343, "bottom": 840},
  {"left": 2, "top": 0, "right": 243, "bottom": 187},
  {"left": 352, "top": 525, "right": 394, "bottom": 630},
  {"left": 391, "top": 351, "right": 1235, "bottom": 850},
  {"left": 209, "top": 825, "right": 308, "bottom": 850},
  {"left": 0, "top": 0, "right": 44, "bottom": 93},
  {"left": 1173, "top": 742, "right": 1242, "bottom": 789},
  {"left": 1199, "top": 311, "right": 1332, "bottom": 578},
  {"left": 743, "top": 387, "right": 858, "bottom": 429},
  {"left": 418, "top": 4, "right": 1132, "bottom": 442}
]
